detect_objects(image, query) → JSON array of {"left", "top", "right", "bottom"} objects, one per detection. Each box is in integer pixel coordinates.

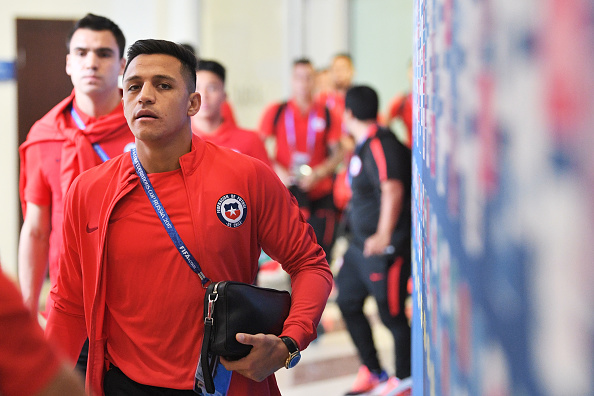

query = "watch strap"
[
  {"left": 280, "top": 336, "right": 299, "bottom": 354},
  {"left": 280, "top": 336, "right": 300, "bottom": 369}
]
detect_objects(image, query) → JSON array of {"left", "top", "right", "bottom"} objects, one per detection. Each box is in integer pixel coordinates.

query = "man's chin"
[{"left": 77, "top": 85, "right": 105, "bottom": 95}]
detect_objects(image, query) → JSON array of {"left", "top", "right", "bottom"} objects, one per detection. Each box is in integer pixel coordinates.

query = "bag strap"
[
  {"left": 201, "top": 286, "right": 218, "bottom": 393},
  {"left": 323, "top": 105, "right": 331, "bottom": 132},
  {"left": 272, "top": 101, "right": 287, "bottom": 132},
  {"left": 130, "top": 148, "right": 210, "bottom": 286}
]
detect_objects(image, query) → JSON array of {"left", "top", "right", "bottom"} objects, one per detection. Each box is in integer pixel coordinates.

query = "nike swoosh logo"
[
  {"left": 86, "top": 224, "right": 99, "bottom": 233},
  {"left": 86, "top": 215, "right": 127, "bottom": 233}
]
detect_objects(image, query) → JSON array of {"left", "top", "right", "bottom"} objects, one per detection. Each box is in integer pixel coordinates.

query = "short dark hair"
[
  {"left": 333, "top": 53, "right": 353, "bottom": 65},
  {"left": 67, "top": 14, "right": 126, "bottom": 58},
  {"left": 197, "top": 59, "right": 226, "bottom": 84},
  {"left": 181, "top": 43, "right": 200, "bottom": 65},
  {"left": 293, "top": 58, "right": 313, "bottom": 68},
  {"left": 124, "top": 39, "right": 197, "bottom": 93},
  {"left": 345, "top": 85, "right": 379, "bottom": 121}
]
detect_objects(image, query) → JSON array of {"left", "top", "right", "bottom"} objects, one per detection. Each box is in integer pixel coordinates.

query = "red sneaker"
[{"left": 345, "top": 366, "right": 389, "bottom": 395}]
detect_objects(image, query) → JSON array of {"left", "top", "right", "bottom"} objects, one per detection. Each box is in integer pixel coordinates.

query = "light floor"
[{"left": 275, "top": 301, "right": 397, "bottom": 396}]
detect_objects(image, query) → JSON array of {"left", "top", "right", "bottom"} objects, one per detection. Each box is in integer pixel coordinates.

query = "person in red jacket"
[
  {"left": 46, "top": 39, "right": 332, "bottom": 396},
  {"left": 259, "top": 58, "right": 344, "bottom": 261},
  {"left": 191, "top": 59, "right": 270, "bottom": 166},
  {"left": 383, "top": 92, "right": 413, "bottom": 148},
  {"left": 317, "top": 53, "right": 356, "bottom": 215},
  {"left": 382, "top": 61, "right": 413, "bottom": 148},
  {"left": 18, "top": 14, "right": 135, "bottom": 317},
  {"left": 0, "top": 267, "right": 86, "bottom": 396},
  {"left": 182, "top": 43, "right": 238, "bottom": 128},
  {"left": 317, "top": 53, "right": 355, "bottom": 118}
]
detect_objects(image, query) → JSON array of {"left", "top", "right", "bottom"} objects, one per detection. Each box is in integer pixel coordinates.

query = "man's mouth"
[{"left": 135, "top": 110, "right": 158, "bottom": 120}]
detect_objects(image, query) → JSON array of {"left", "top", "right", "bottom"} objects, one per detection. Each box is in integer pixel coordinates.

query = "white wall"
[
  {"left": 199, "top": 0, "right": 349, "bottom": 130},
  {"left": 351, "top": 0, "right": 413, "bottom": 112}
]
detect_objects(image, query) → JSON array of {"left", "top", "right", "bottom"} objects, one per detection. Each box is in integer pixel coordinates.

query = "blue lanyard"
[
  {"left": 70, "top": 106, "right": 111, "bottom": 162},
  {"left": 130, "top": 148, "right": 210, "bottom": 286},
  {"left": 284, "top": 105, "right": 317, "bottom": 158}
]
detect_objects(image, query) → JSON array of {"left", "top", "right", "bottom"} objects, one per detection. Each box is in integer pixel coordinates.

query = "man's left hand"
[
  {"left": 298, "top": 171, "right": 319, "bottom": 192},
  {"left": 219, "top": 333, "right": 288, "bottom": 382},
  {"left": 363, "top": 232, "right": 391, "bottom": 257}
]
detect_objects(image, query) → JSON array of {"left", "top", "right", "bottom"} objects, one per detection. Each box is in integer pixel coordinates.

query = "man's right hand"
[{"left": 18, "top": 202, "right": 51, "bottom": 313}]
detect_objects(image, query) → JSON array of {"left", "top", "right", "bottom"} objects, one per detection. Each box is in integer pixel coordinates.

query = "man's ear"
[
  {"left": 343, "top": 108, "right": 353, "bottom": 121},
  {"left": 119, "top": 57, "right": 126, "bottom": 75},
  {"left": 65, "top": 54, "right": 72, "bottom": 76},
  {"left": 188, "top": 92, "right": 201, "bottom": 116}
]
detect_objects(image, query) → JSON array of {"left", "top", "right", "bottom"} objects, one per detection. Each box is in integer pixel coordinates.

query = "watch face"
[{"left": 287, "top": 353, "right": 301, "bottom": 369}]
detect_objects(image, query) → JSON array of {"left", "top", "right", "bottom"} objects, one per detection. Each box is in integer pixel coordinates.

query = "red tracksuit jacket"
[{"left": 46, "top": 134, "right": 332, "bottom": 395}]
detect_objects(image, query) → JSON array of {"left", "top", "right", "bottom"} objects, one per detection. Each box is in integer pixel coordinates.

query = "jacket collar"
[{"left": 179, "top": 133, "right": 207, "bottom": 176}]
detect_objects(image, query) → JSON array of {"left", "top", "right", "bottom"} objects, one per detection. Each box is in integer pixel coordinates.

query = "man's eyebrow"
[
  {"left": 95, "top": 47, "right": 115, "bottom": 54},
  {"left": 123, "top": 74, "right": 177, "bottom": 83},
  {"left": 152, "top": 74, "right": 177, "bottom": 81},
  {"left": 73, "top": 47, "right": 115, "bottom": 54},
  {"left": 123, "top": 75, "right": 141, "bottom": 83}
]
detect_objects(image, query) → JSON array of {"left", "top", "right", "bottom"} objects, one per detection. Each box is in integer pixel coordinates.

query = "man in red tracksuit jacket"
[
  {"left": 18, "top": 14, "right": 135, "bottom": 317},
  {"left": 191, "top": 59, "right": 270, "bottom": 166},
  {"left": 259, "top": 58, "right": 344, "bottom": 262},
  {"left": 45, "top": 39, "right": 332, "bottom": 396}
]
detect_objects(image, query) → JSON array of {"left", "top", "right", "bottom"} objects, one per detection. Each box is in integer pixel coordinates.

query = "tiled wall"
[{"left": 411, "top": 0, "right": 594, "bottom": 394}]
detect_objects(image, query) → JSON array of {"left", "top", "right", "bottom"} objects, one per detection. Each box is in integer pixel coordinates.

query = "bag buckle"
[{"left": 205, "top": 282, "right": 220, "bottom": 324}]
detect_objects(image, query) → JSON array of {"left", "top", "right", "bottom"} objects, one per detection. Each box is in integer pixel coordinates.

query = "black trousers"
[
  {"left": 289, "top": 187, "right": 338, "bottom": 262},
  {"left": 335, "top": 244, "right": 411, "bottom": 379},
  {"left": 104, "top": 366, "right": 195, "bottom": 396},
  {"left": 75, "top": 338, "right": 89, "bottom": 378}
]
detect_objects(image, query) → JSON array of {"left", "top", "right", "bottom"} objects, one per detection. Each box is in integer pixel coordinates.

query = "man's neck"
[
  {"left": 294, "top": 96, "right": 313, "bottom": 114},
  {"left": 135, "top": 129, "right": 193, "bottom": 173},
  {"left": 193, "top": 114, "right": 223, "bottom": 135},
  {"left": 75, "top": 89, "right": 122, "bottom": 118},
  {"left": 334, "top": 86, "right": 348, "bottom": 96},
  {"left": 351, "top": 120, "right": 376, "bottom": 144}
]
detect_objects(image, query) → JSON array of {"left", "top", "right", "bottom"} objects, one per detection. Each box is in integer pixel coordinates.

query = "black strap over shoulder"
[
  {"left": 272, "top": 101, "right": 288, "bottom": 131},
  {"left": 323, "top": 106, "right": 331, "bottom": 131},
  {"left": 272, "top": 101, "right": 332, "bottom": 133}
]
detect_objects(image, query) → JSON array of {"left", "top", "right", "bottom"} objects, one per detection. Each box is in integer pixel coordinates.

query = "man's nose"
[
  {"left": 84, "top": 51, "right": 99, "bottom": 69},
  {"left": 139, "top": 84, "right": 156, "bottom": 104}
]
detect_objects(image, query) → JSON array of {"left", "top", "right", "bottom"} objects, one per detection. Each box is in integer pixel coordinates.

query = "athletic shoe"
[
  {"left": 371, "top": 376, "right": 413, "bottom": 396},
  {"left": 370, "top": 376, "right": 400, "bottom": 395},
  {"left": 345, "top": 366, "right": 389, "bottom": 395}
]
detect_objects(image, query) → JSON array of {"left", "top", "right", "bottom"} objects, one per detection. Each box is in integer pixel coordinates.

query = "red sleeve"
[
  {"left": 258, "top": 103, "right": 281, "bottom": 139},
  {"left": 22, "top": 143, "right": 52, "bottom": 206},
  {"left": 45, "top": 178, "right": 88, "bottom": 364},
  {"left": 388, "top": 95, "right": 406, "bottom": 119},
  {"left": 253, "top": 161, "right": 333, "bottom": 350},
  {"left": 370, "top": 138, "right": 389, "bottom": 182},
  {"left": 326, "top": 106, "right": 342, "bottom": 144},
  {"left": 0, "top": 271, "right": 62, "bottom": 396}
]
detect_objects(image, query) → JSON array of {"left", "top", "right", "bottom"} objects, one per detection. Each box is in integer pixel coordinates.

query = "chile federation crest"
[{"left": 216, "top": 194, "right": 247, "bottom": 228}]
